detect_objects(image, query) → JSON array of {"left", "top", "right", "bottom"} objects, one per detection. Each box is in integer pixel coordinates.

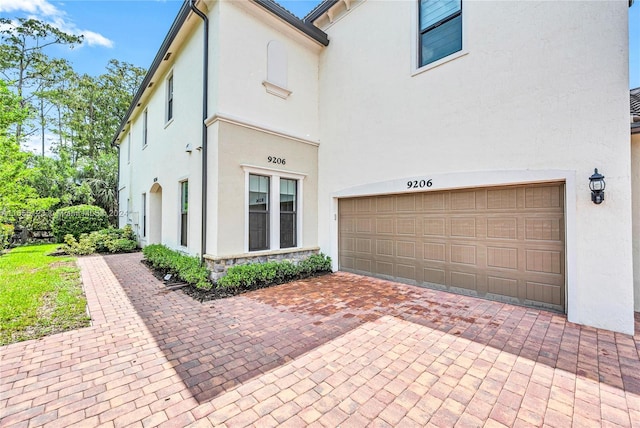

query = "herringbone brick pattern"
[{"left": 1, "top": 252, "right": 639, "bottom": 427}]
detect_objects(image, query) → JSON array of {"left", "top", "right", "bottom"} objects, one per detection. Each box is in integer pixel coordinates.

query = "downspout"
[{"left": 189, "top": 0, "right": 209, "bottom": 264}]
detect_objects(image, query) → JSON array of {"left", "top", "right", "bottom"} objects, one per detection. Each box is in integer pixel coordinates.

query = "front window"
[
  {"left": 180, "top": 180, "right": 188, "bottom": 246},
  {"left": 249, "top": 174, "right": 270, "bottom": 251},
  {"left": 280, "top": 179, "right": 297, "bottom": 248},
  {"left": 419, "top": 0, "right": 462, "bottom": 67}
]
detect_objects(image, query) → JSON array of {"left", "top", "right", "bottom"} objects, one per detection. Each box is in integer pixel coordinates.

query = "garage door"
[{"left": 338, "top": 183, "right": 565, "bottom": 311}]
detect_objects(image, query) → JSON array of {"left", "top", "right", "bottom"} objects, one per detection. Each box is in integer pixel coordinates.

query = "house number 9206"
[
  {"left": 268, "top": 156, "right": 286, "bottom": 165},
  {"left": 407, "top": 179, "right": 432, "bottom": 189}
]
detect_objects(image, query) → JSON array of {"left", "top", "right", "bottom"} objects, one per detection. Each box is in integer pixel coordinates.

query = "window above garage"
[{"left": 419, "top": 0, "right": 463, "bottom": 67}]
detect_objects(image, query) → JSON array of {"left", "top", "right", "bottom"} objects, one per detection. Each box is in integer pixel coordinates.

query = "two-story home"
[{"left": 115, "top": 0, "right": 637, "bottom": 335}]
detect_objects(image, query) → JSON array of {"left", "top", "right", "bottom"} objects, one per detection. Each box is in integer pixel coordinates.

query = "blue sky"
[{"left": 0, "top": 0, "right": 638, "bottom": 88}]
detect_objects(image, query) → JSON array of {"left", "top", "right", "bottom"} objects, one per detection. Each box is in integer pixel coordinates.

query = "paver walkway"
[{"left": 1, "top": 252, "right": 639, "bottom": 427}]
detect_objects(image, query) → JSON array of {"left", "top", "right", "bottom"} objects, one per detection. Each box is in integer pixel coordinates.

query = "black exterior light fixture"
[{"left": 589, "top": 168, "right": 605, "bottom": 204}]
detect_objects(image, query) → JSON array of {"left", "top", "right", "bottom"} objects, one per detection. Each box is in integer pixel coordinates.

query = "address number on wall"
[
  {"left": 407, "top": 179, "right": 433, "bottom": 189},
  {"left": 268, "top": 156, "right": 286, "bottom": 165}
]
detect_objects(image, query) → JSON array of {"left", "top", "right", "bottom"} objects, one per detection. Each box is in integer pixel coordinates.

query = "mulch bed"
[{"left": 141, "top": 259, "right": 328, "bottom": 303}]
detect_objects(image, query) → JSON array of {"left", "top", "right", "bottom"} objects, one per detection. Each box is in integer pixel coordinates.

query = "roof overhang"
[{"left": 111, "top": 0, "right": 328, "bottom": 147}]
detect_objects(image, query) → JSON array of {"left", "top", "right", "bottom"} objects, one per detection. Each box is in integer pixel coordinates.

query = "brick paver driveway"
[{"left": 1, "top": 253, "right": 639, "bottom": 427}]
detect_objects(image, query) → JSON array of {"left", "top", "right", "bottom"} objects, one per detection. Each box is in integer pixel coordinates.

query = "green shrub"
[
  {"left": 217, "top": 253, "right": 332, "bottom": 290},
  {"left": 142, "top": 244, "right": 211, "bottom": 290},
  {"left": 62, "top": 225, "right": 137, "bottom": 255},
  {"left": 52, "top": 205, "right": 109, "bottom": 242},
  {"left": 63, "top": 234, "right": 96, "bottom": 255},
  {"left": 0, "top": 224, "right": 14, "bottom": 250}
]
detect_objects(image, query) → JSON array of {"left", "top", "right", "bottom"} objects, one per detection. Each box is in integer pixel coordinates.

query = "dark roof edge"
[
  {"left": 111, "top": 2, "right": 192, "bottom": 146},
  {"left": 304, "top": 0, "right": 338, "bottom": 23},
  {"left": 253, "top": 0, "right": 329, "bottom": 46}
]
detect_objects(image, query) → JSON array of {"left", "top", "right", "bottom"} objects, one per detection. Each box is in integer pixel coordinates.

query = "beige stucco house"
[{"left": 115, "top": 0, "right": 638, "bottom": 335}]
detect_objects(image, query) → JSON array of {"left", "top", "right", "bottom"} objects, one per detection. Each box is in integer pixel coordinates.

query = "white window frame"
[
  {"left": 411, "top": 0, "right": 468, "bottom": 76},
  {"left": 142, "top": 108, "right": 148, "bottom": 149},
  {"left": 127, "top": 132, "right": 131, "bottom": 164},
  {"left": 242, "top": 164, "right": 306, "bottom": 253},
  {"left": 179, "top": 179, "right": 188, "bottom": 248},
  {"left": 166, "top": 72, "right": 174, "bottom": 124},
  {"left": 141, "top": 193, "right": 147, "bottom": 238}
]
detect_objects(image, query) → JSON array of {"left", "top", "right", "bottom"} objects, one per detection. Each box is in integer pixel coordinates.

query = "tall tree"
[{"left": 0, "top": 18, "right": 82, "bottom": 146}]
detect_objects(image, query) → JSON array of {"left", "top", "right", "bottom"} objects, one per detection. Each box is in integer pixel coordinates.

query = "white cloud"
[
  {"left": 0, "top": 0, "right": 59, "bottom": 17},
  {"left": 0, "top": 0, "right": 114, "bottom": 49}
]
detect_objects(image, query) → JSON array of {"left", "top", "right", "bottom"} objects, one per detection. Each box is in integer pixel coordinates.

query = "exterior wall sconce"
[{"left": 589, "top": 168, "right": 605, "bottom": 204}]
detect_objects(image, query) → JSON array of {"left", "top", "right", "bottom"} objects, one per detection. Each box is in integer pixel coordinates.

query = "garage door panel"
[
  {"left": 451, "top": 191, "right": 477, "bottom": 210},
  {"left": 396, "top": 264, "right": 417, "bottom": 282},
  {"left": 376, "top": 239, "right": 394, "bottom": 256},
  {"left": 450, "top": 271, "right": 477, "bottom": 290},
  {"left": 340, "top": 256, "right": 355, "bottom": 269},
  {"left": 487, "top": 276, "right": 519, "bottom": 298},
  {"left": 525, "top": 249, "right": 562, "bottom": 274},
  {"left": 376, "top": 196, "right": 394, "bottom": 212},
  {"left": 423, "top": 218, "right": 446, "bottom": 236},
  {"left": 487, "top": 188, "right": 518, "bottom": 209},
  {"left": 376, "top": 218, "right": 394, "bottom": 234},
  {"left": 450, "top": 244, "right": 477, "bottom": 265},
  {"left": 356, "top": 238, "right": 372, "bottom": 254},
  {"left": 397, "top": 194, "right": 418, "bottom": 211},
  {"left": 487, "top": 247, "right": 518, "bottom": 270},
  {"left": 397, "top": 218, "right": 416, "bottom": 235},
  {"left": 423, "top": 268, "right": 446, "bottom": 284},
  {"left": 355, "top": 258, "right": 372, "bottom": 272},
  {"left": 396, "top": 241, "right": 417, "bottom": 259},
  {"left": 525, "top": 186, "right": 562, "bottom": 209},
  {"left": 525, "top": 217, "right": 562, "bottom": 242},
  {"left": 526, "top": 281, "right": 563, "bottom": 307},
  {"left": 423, "top": 242, "right": 446, "bottom": 262},
  {"left": 338, "top": 183, "right": 565, "bottom": 311},
  {"left": 422, "top": 192, "right": 445, "bottom": 210},
  {"left": 376, "top": 261, "right": 394, "bottom": 277},
  {"left": 451, "top": 217, "right": 477, "bottom": 237},
  {"left": 487, "top": 218, "right": 518, "bottom": 240}
]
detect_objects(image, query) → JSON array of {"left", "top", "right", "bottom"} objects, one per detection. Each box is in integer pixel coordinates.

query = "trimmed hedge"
[
  {"left": 142, "top": 244, "right": 212, "bottom": 290},
  {"left": 52, "top": 205, "right": 109, "bottom": 242},
  {"left": 62, "top": 225, "right": 138, "bottom": 255},
  {"left": 217, "top": 253, "right": 332, "bottom": 290}
]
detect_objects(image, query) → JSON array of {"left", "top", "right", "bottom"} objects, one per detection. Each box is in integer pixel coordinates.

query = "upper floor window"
[
  {"left": 166, "top": 74, "right": 174, "bottom": 122},
  {"left": 419, "top": 0, "right": 462, "bottom": 67},
  {"left": 142, "top": 109, "right": 148, "bottom": 147}
]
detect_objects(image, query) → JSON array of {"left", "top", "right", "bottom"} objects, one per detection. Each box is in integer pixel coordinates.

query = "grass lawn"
[{"left": 0, "top": 244, "right": 90, "bottom": 345}]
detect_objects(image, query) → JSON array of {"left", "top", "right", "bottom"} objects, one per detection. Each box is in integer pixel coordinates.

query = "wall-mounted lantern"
[{"left": 589, "top": 168, "right": 605, "bottom": 204}]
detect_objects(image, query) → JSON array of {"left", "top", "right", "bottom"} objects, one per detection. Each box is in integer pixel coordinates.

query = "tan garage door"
[{"left": 339, "top": 183, "right": 565, "bottom": 312}]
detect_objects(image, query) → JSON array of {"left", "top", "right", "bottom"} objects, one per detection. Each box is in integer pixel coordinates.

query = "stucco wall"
[
  {"left": 212, "top": 120, "right": 319, "bottom": 256},
  {"left": 316, "top": 0, "right": 634, "bottom": 333},
  {"left": 118, "top": 14, "right": 210, "bottom": 255},
  {"left": 216, "top": 1, "right": 321, "bottom": 142},
  {"left": 632, "top": 132, "right": 640, "bottom": 312}
]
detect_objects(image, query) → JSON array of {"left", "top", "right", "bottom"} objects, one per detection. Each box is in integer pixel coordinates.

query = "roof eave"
[
  {"left": 111, "top": 2, "right": 192, "bottom": 146},
  {"left": 253, "top": 0, "right": 329, "bottom": 46}
]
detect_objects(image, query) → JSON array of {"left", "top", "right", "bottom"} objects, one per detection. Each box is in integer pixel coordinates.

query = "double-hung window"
[
  {"left": 249, "top": 174, "right": 270, "bottom": 251},
  {"left": 280, "top": 179, "right": 297, "bottom": 248},
  {"left": 419, "top": 0, "right": 462, "bottom": 67},
  {"left": 246, "top": 169, "right": 303, "bottom": 252},
  {"left": 166, "top": 75, "right": 174, "bottom": 122}
]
